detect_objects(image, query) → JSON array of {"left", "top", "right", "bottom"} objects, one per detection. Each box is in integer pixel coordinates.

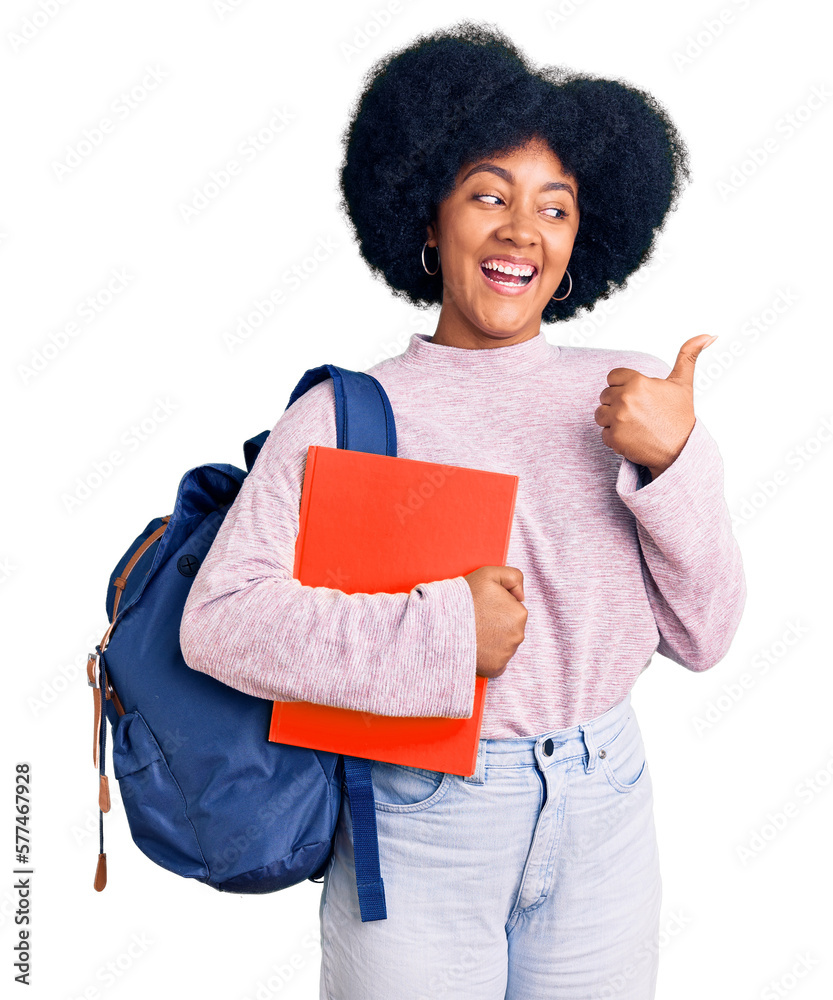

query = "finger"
[
  {"left": 605, "top": 366, "right": 640, "bottom": 387},
  {"left": 666, "top": 334, "right": 717, "bottom": 387},
  {"left": 499, "top": 566, "right": 524, "bottom": 603},
  {"left": 594, "top": 403, "right": 611, "bottom": 428},
  {"left": 600, "top": 425, "right": 621, "bottom": 455}
]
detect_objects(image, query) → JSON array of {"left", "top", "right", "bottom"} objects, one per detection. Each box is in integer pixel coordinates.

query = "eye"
[{"left": 472, "top": 193, "right": 569, "bottom": 219}]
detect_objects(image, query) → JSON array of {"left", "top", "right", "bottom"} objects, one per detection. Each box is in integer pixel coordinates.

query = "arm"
[
  {"left": 179, "top": 379, "right": 478, "bottom": 718},
  {"left": 616, "top": 414, "right": 746, "bottom": 671}
]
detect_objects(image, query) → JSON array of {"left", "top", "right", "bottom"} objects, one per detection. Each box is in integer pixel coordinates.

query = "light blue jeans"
[{"left": 319, "top": 691, "right": 662, "bottom": 999}]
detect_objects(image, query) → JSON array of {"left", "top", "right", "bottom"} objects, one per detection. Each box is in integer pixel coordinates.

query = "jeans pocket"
[
  {"left": 598, "top": 715, "right": 648, "bottom": 794},
  {"left": 371, "top": 760, "right": 452, "bottom": 813}
]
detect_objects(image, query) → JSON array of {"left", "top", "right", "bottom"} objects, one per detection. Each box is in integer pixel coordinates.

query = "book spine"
[
  {"left": 268, "top": 700, "right": 282, "bottom": 742},
  {"left": 502, "top": 477, "right": 519, "bottom": 563},
  {"left": 292, "top": 445, "right": 318, "bottom": 581}
]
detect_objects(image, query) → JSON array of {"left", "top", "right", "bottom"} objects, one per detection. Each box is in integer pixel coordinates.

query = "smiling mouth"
[{"left": 479, "top": 260, "right": 538, "bottom": 290}]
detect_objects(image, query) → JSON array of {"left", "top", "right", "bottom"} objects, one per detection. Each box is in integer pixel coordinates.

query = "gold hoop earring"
[
  {"left": 422, "top": 241, "right": 440, "bottom": 276},
  {"left": 551, "top": 270, "right": 572, "bottom": 301}
]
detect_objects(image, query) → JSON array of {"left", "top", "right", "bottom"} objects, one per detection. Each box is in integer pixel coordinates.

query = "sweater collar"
[{"left": 397, "top": 330, "right": 559, "bottom": 380}]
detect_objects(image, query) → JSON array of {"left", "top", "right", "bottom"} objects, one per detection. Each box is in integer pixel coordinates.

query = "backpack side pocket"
[{"left": 111, "top": 711, "right": 209, "bottom": 880}]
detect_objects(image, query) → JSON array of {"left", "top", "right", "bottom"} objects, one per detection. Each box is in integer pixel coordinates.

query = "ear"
[{"left": 425, "top": 220, "right": 437, "bottom": 246}]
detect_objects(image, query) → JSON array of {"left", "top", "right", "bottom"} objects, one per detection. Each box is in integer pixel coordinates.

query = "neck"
[{"left": 429, "top": 304, "right": 545, "bottom": 350}]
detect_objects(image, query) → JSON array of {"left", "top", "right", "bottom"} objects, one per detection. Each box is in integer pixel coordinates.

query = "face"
[{"left": 426, "top": 135, "right": 579, "bottom": 348}]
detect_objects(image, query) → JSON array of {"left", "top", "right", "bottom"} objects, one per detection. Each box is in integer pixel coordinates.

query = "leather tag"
[
  {"left": 94, "top": 853, "right": 107, "bottom": 891},
  {"left": 99, "top": 774, "right": 110, "bottom": 813}
]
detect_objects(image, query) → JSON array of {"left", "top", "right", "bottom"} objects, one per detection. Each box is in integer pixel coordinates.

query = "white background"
[{"left": 3, "top": 1, "right": 832, "bottom": 998}]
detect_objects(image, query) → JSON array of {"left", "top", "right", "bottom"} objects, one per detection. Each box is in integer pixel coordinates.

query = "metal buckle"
[{"left": 87, "top": 652, "right": 100, "bottom": 689}]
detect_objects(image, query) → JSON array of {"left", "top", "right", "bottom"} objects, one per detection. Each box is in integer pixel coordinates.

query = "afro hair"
[{"left": 338, "top": 20, "right": 691, "bottom": 322}]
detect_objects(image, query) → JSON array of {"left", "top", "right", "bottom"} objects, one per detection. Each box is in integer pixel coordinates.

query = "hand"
[
  {"left": 463, "top": 566, "right": 527, "bottom": 679},
  {"left": 594, "top": 335, "right": 717, "bottom": 478}
]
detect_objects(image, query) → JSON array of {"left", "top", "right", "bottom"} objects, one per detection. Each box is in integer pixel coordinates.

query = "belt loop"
[
  {"left": 579, "top": 723, "right": 599, "bottom": 774},
  {"left": 463, "top": 740, "right": 486, "bottom": 784}
]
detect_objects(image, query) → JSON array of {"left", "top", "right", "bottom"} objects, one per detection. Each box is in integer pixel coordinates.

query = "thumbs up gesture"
[{"left": 594, "top": 335, "right": 716, "bottom": 480}]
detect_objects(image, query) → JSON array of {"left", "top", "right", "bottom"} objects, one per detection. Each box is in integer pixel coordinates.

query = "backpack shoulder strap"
[
  {"left": 244, "top": 365, "right": 396, "bottom": 472},
  {"left": 283, "top": 363, "right": 394, "bottom": 922}
]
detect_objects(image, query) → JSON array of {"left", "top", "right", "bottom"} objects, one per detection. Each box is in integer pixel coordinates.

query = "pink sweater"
[{"left": 179, "top": 331, "right": 746, "bottom": 738}]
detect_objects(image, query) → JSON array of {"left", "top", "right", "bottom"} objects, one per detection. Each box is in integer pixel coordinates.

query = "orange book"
[{"left": 267, "top": 445, "right": 518, "bottom": 776}]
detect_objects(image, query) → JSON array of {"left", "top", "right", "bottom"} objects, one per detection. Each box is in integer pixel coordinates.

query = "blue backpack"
[{"left": 87, "top": 364, "right": 397, "bottom": 922}]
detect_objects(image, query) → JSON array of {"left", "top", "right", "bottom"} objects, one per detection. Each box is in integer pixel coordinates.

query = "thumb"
[
  {"left": 666, "top": 334, "right": 717, "bottom": 387},
  {"left": 497, "top": 565, "right": 525, "bottom": 604}
]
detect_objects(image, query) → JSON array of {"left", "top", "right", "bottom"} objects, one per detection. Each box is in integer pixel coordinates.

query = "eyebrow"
[{"left": 460, "top": 163, "right": 577, "bottom": 203}]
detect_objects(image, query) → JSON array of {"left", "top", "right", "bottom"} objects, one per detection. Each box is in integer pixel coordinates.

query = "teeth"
[{"left": 482, "top": 260, "right": 535, "bottom": 277}]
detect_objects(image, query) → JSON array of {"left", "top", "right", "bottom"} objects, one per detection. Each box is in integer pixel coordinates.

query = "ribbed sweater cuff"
[
  {"left": 616, "top": 417, "right": 718, "bottom": 506},
  {"left": 407, "top": 575, "right": 478, "bottom": 719}
]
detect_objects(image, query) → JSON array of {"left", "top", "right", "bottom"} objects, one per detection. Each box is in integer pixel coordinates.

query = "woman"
[{"left": 180, "top": 21, "right": 746, "bottom": 999}]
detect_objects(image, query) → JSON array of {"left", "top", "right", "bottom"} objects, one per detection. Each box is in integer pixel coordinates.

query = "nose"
[{"left": 493, "top": 205, "right": 539, "bottom": 248}]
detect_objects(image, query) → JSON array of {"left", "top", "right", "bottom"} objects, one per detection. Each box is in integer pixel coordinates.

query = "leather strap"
[
  {"left": 99, "top": 517, "right": 171, "bottom": 655},
  {"left": 89, "top": 515, "right": 171, "bottom": 891},
  {"left": 89, "top": 368, "right": 396, "bottom": 907},
  {"left": 88, "top": 654, "right": 101, "bottom": 769}
]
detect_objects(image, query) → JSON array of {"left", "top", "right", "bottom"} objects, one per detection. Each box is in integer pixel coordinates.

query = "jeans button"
[{"left": 542, "top": 738, "right": 554, "bottom": 756}]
